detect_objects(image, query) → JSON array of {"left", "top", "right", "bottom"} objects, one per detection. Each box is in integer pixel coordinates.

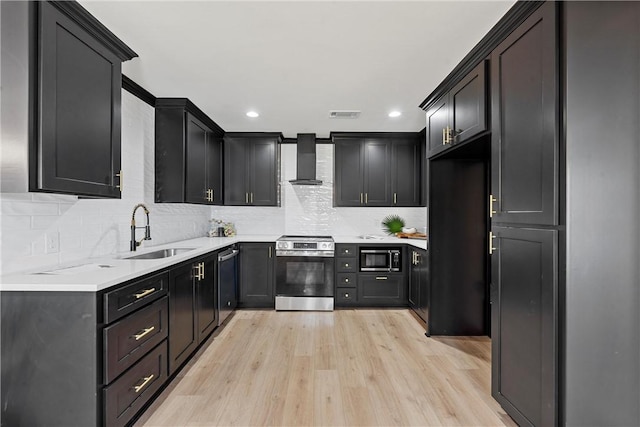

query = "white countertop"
[{"left": 1, "top": 234, "right": 426, "bottom": 292}]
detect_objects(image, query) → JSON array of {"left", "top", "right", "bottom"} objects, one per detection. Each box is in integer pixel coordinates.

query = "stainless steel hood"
[{"left": 289, "top": 133, "right": 322, "bottom": 185}]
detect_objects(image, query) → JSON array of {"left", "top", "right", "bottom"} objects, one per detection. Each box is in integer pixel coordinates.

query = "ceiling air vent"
[{"left": 329, "top": 110, "right": 361, "bottom": 119}]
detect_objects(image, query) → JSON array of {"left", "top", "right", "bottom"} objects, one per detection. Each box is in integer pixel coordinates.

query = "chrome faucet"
[{"left": 130, "top": 203, "right": 151, "bottom": 251}]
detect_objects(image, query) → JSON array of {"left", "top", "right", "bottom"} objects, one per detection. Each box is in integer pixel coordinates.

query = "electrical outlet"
[{"left": 45, "top": 232, "right": 60, "bottom": 254}]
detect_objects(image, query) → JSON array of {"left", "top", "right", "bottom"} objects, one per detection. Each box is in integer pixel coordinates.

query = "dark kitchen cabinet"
[
  {"left": 31, "top": 1, "right": 136, "bottom": 198},
  {"left": 168, "top": 253, "right": 217, "bottom": 374},
  {"left": 490, "top": 4, "right": 558, "bottom": 226},
  {"left": 223, "top": 133, "right": 282, "bottom": 206},
  {"left": 426, "top": 61, "right": 487, "bottom": 159},
  {"left": 238, "top": 243, "right": 275, "bottom": 308},
  {"left": 358, "top": 273, "right": 406, "bottom": 307},
  {"left": 155, "top": 99, "right": 224, "bottom": 205},
  {"left": 490, "top": 226, "right": 557, "bottom": 427},
  {"left": 333, "top": 133, "right": 422, "bottom": 207},
  {"left": 408, "top": 248, "right": 428, "bottom": 323},
  {"left": 391, "top": 136, "right": 422, "bottom": 206},
  {"left": 196, "top": 255, "right": 217, "bottom": 343}
]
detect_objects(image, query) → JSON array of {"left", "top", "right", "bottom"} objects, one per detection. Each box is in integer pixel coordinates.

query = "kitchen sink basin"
[{"left": 123, "top": 247, "right": 197, "bottom": 260}]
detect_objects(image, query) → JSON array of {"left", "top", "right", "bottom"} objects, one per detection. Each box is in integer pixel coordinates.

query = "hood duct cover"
[{"left": 289, "top": 133, "right": 322, "bottom": 185}]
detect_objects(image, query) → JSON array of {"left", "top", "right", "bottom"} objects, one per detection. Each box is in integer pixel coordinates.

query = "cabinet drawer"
[
  {"left": 104, "top": 296, "right": 168, "bottom": 384},
  {"left": 104, "top": 341, "right": 168, "bottom": 427},
  {"left": 104, "top": 272, "right": 168, "bottom": 323},
  {"left": 337, "top": 245, "right": 356, "bottom": 257},
  {"left": 336, "top": 288, "right": 357, "bottom": 305},
  {"left": 337, "top": 273, "right": 357, "bottom": 287},
  {"left": 337, "top": 258, "right": 357, "bottom": 272}
]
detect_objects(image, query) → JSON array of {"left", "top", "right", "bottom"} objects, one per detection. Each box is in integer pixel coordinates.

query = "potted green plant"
[{"left": 381, "top": 215, "right": 405, "bottom": 235}]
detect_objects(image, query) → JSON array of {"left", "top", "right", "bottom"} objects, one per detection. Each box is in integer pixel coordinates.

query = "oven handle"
[{"left": 275, "top": 251, "right": 335, "bottom": 258}]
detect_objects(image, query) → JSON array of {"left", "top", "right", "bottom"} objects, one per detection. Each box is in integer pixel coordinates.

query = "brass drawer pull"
[
  {"left": 134, "top": 288, "right": 155, "bottom": 299},
  {"left": 133, "top": 374, "right": 155, "bottom": 393},
  {"left": 133, "top": 326, "right": 155, "bottom": 341},
  {"left": 376, "top": 276, "right": 388, "bottom": 280}
]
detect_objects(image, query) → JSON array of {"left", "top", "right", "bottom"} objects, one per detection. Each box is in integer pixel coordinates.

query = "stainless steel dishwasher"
[{"left": 218, "top": 246, "right": 239, "bottom": 326}]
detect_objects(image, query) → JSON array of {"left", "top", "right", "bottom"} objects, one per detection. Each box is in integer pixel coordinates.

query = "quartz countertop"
[{"left": 1, "top": 234, "right": 426, "bottom": 292}]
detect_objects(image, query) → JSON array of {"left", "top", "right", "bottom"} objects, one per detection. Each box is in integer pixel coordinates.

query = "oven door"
[{"left": 275, "top": 255, "right": 335, "bottom": 297}]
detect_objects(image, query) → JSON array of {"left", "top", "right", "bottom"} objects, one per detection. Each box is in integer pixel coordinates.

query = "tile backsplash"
[
  {"left": 1, "top": 93, "right": 425, "bottom": 275},
  {"left": 0, "top": 91, "right": 210, "bottom": 275}
]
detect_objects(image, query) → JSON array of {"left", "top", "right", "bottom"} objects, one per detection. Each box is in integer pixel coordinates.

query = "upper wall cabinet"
[
  {"left": 155, "top": 99, "right": 224, "bottom": 205},
  {"left": 31, "top": 1, "right": 137, "bottom": 198},
  {"left": 333, "top": 133, "right": 423, "bottom": 207},
  {"left": 490, "top": 4, "right": 558, "bottom": 226},
  {"left": 426, "top": 61, "right": 488, "bottom": 158},
  {"left": 223, "top": 133, "right": 282, "bottom": 206}
]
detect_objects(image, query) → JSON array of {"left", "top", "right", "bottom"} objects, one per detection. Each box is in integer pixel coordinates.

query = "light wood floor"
[{"left": 136, "top": 309, "right": 516, "bottom": 427}]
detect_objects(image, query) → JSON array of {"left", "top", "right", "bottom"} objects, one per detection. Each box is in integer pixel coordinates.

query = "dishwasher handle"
[{"left": 218, "top": 249, "right": 239, "bottom": 262}]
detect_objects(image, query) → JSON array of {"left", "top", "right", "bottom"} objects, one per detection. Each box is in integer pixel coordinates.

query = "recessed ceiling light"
[
  {"left": 246, "top": 111, "right": 259, "bottom": 118},
  {"left": 388, "top": 111, "right": 402, "bottom": 118}
]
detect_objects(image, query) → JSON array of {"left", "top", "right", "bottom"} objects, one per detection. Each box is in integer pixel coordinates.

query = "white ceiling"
[{"left": 80, "top": 0, "right": 514, "bottom": 138}]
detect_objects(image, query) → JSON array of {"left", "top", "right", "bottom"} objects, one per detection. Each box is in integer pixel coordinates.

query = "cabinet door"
[
  {"left": 418, "top": 249, "right": 429, "bottom": 324},
  {"left": 334, "top": 139, "right": 364, "bottom": 206},
  {"left": 168, "top": 263, "right": 197, "bottom": 374},
  {"left": 196, "top": 256, "right": 217, "bottom": 343},
  {"left": 425, "top": 97, "right": 450, "bottom": 158},
  {"left": 408, "top": 251, "right": 420, "bottom": 311},
  {"left": 363, "top": 139, "right": 392, "bottom": 206},
  {"left": 491, "top": 226, "right": 557, "bottom": 427},
  {"left": 223, "top": 136, "right": 248, "bottom": 205},
  {"left": 249, "top": 139, "right": 278, "bottom": 206},
  {"left": 391, "top": 137, "right": 421, "bottom": 206},
  {"left": 206, "top": 134, "right": 223, "bottom": 205},
  {"left": 490, "top": 2, "right": 558, "bottom": 226},
  {"left": 185, "top": 114, "right": 208, "bottom": 204},
  {"left": 239, "top": 243, "right": 274, "bottom": 308},
  {"left": 450, "top": 61, "right": 487, "bottom": 145},
  {"left": 358, "top": 274, "right": 406, "bottom": 306},
  {"left": 36, "top": 1, "right": 121, "bottom": 198}
]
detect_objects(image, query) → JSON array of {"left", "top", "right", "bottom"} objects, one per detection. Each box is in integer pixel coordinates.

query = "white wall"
[
  {"left": 212, "top": 144, "right": 426, "bottom": 236},
  {"left": 0, "top": 91, "right": 211, "bottom": 275}
]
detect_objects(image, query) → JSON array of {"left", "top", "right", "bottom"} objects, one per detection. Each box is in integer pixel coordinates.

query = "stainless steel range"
[{"left": 275, "top": 235, "right": 335, "bottom": 311}]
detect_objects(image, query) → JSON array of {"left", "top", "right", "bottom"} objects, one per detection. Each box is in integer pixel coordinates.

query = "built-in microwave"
[{"left": 359, "top": 248, "right": 402, "bottom": 272}]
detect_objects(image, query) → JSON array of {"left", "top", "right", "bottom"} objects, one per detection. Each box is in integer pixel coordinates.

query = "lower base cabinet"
[
  {"left": 409, "top": 248, "right": 428, "bottom": 323},
  {"left": 358, "top": 273, "right": 406, "bottom": 306},
  {"left": 238, "top": 242, "right": 275, "bottom": 308},
  {"left": 169, "top": 253, "right": 217, "bottom": 375}
]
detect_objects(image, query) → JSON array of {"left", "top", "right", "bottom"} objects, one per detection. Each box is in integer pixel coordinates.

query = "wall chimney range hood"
[{"left": 289, "top": 133, "right": 322, "bottom": 185}]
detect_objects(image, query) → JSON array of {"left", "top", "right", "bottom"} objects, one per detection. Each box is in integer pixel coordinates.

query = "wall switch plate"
[{"left": 45, "top": 232, "right": 60, "bottom": 254}]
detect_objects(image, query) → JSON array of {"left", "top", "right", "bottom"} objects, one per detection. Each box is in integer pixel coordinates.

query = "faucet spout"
[{"left": 130, "top": 203, "right": 152, "bottom": 251}]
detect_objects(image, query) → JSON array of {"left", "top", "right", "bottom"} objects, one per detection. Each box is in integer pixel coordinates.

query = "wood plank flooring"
[{"left": 135, "top": 309, "right": 516, "bottom": 427}]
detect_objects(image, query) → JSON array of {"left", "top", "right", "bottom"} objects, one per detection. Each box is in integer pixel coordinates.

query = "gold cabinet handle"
[
  {"left": 245, "top": 193, "right": 249, "bottom": 204},
  {"left": 116, "top": 170, "right": 123, "bottom": 192},
  {"left": 211, "top": 189, "right": 214, "bottom": 202},
  {"left": 344, "top": 293, "right": 349, "bottom": 298},
  {"left": 269, "top": 246, "right": 272, "bottom": 258},
  {"left": 133, "top": 374, "right": 155, "bottom": 393},
  {"left": 489, "top": 194, "right": 497, "bottom": 218},
  {"left": 442, "top": 128, "right": 446, "bottom": 146},
  {"left": 376, "top": 276, "right": 388, "bottom": 280},
  {"left": 344, "top": 278, "right": 349, "bottom": 283},
  {"left": 250, "top": 193, "right": 253, "bottom": 204},
  {"left": 489, "top": 231, "right": 497, "bottom": 255},
  {"left": 393, "top": 193, "right": 397, "bottom": 205},
  {"left": 345, "top": 263, "right": 349, "bottom": 268},
  {"left": 365, "top": 193, "right": 368, "bottom": 204},
  {"left": 360, "top": 193, "right": 363, "bottom": 204},
  {"left": 134, "top": 288, "right": 155, "bottom": 299},
  {"left": 133, "top": 326, "right": 155, "bottom": 341},
  {"left": 200, "top": 262, "right": 205, "bottom": 280}
]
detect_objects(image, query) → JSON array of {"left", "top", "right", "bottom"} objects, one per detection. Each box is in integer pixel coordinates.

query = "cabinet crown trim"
[
  {"left": 47, "top": 1, "right": 138, "bottom": 61},
  {"left": 418, "top": 0, "right": 543, "bottom": 111},
  {"left": 155, "top": 98, "right": 225, "bottom": 135}
]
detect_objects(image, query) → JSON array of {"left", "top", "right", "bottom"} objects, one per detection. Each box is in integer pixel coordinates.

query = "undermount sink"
[{"left": 123, "top": 247, "right": 197, "bottom": 260}]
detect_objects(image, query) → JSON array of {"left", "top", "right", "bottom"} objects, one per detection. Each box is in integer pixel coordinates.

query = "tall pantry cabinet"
[{"left": 422, "top": 1, "right": 640, "bottom": 425}]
